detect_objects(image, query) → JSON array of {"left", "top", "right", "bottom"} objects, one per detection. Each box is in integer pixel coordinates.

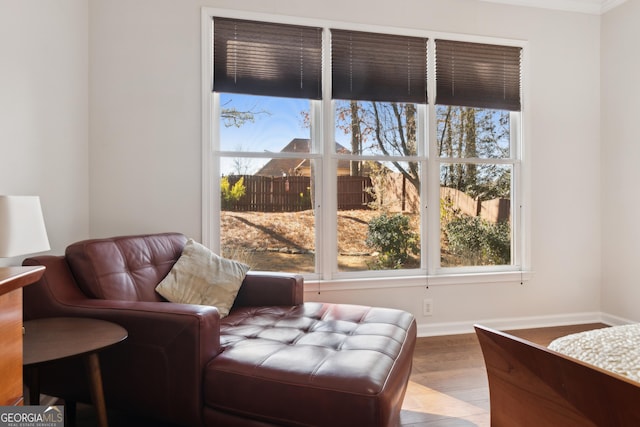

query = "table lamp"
[{"left": 0, "top": 195, "right": 50, "bottom": 258}]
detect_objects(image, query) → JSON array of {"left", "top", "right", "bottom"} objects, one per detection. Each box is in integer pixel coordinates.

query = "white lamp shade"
[{"left": 0, "top": 196, "right": 50, "bottom": 258}]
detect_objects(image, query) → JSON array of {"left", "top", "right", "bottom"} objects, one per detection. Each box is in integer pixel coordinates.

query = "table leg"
[
  {"left": 27, "top": 366, "right": 40, "bottom": 405},
  {"left": 65, "top": 400, "right": 76, "bottom": 427},
  {"left": 83, "top": 353, "right": 108, "bottom": 427}
]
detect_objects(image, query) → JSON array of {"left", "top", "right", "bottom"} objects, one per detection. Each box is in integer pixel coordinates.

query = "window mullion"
[
  {"left": 321, "top": 27, "right": 335, "bottom": 280},
  {"left": 205, "top": 92, "right": 220, "bottom": 251},
  {"left": 510, "top": 111, "right": 523, "bottom": 269},
  {"left": 437, "top": 157, "right": 516, "bottom": 165},
  {"left": 416, "top": 103, "right": 429, "bottom": 273},
  {"left": 426, "top": 38, "right": 439, "bottom": 274},
  {"left": 427, "top": 106, "right": 440, "bottom": 273}
]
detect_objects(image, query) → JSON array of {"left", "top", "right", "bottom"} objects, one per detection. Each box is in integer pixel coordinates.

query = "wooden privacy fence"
[
  {"left": 440, "top": 187, "right": 510, "bottom": 223},
  {"left": 223, "top": 175, "right": 510, "bottom": 222},
  {"left": 224, "top": 175, "right": 374, "bottom": 212},
  {"left": 338, "top": 175, "right": 375, "bottom": 209}
]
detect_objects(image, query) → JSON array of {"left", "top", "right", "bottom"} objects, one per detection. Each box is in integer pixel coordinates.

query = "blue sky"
[
  {"left": 219, "top": 93, "right": 312, "bottom": 175},
  {"left": 219, "top": 94, "right": 309, "bottom": 151}
]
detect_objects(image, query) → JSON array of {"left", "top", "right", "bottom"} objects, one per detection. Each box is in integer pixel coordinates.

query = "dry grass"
[
  {"left": 221, "top": 209, "right": 386, "bottom": 254},
  {"left": 221, "top": 209, "right": 416, "bottom": 272}
]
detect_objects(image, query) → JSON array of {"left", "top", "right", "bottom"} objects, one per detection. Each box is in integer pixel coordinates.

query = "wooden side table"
[{"left": 23, "top": 317, "right": 128, "bottom": 427}]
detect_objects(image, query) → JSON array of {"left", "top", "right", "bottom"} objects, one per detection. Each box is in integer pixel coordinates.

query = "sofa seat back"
[{"left": 65, "top": 232, "right": 187, "bottom": 301}]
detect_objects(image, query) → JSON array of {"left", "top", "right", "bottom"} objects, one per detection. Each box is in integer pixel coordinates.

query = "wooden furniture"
[
  {"left": 475, "top": 324, "right": 640, "bottom": 427},
  {"left": 23, "top": 317, "right": 127, "bottom": 427},
  {"left": 0, "top": 266, "right": 45, "bottom": 406}
]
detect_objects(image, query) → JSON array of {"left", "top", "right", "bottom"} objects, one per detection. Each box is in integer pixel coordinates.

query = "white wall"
[
  {"left": 88, "top": 0, "right": 203, "bottom": 239},
  {"left": 601, "top": 1, "right": 640, "bottom": 323},
  {"left": 0, "top": 0, "right": 610, "bottom": 333},
  {"left": 0, "top": 0, "right": 89, "bottom": 265},
  {"left": 87, "top": 0, "right": 602, "bottom": 334}
]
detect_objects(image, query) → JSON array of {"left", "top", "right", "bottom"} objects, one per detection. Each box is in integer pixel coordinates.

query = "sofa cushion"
[
  {"left": 65, "top": 233, "right": 187, "bottom": 301},
  {"left": 155, "top": 239, "right": 250, "bottom": 317},
  {"left": 205, "top": 302, "right": 416, "bottom": 427}
]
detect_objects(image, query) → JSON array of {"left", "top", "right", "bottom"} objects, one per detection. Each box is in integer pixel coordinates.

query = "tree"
[
  {"left": 230, "top": 144, "right": 254, "bottom": 175},
  {"left": 220, "top": 176, "right": 246, "bottom": 210},
  {"left": 437, "top": 106, "right": 512, "bottom": 267},
  {"left": 349, "top": 101, "right": 363, "bottom": 176},
  {"left": 437, "top": 106, "right": 511, "bottom": 202},
  {"left": 335, "top": 100, "right": 420, "bottom": 193},
  {"left": 221, "top": 98, "right": 270, "bottom": 176},
  {"left": 221, "top": 99, "right": 270, "bottom": 128},
  {"left": 334, "top": 101, "right": 512, "bottom": 208}
]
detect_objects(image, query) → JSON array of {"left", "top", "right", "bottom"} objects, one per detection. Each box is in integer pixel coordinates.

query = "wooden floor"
[{"left": 72, "top": 323, "right": 607, "bottom": 427}]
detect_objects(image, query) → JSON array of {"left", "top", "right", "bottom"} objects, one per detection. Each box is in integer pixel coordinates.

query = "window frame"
[
  {"left": 201, "top": 8, "right": 531, "bottom": 290},
  {"left": 329, "top": 100, "right": 428, "bottom": 280}
]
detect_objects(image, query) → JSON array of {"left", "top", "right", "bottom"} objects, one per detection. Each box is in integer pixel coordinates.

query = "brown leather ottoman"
[{"left": 203, "top": 303, "right": 417, "bottom": 427}]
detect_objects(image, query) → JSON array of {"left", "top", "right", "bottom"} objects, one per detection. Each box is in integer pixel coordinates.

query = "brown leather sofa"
[{"left": 23, "top": 232, "right": 417, "bottom": 427}]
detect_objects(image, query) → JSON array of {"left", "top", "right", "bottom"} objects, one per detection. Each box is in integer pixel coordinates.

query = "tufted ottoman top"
[{"left": 204, "top": 302, "right": 416, "bottom": 427}]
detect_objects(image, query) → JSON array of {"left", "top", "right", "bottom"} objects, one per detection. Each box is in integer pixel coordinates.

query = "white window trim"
[{"left": 201, "top": 7, "right": 531, "bottom": 290}]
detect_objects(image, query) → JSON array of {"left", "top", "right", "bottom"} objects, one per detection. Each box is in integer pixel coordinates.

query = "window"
[
  {"left": 203, "top": 10, "right": 526, "bottom": 285},
  {"left": 435, "top": 40, "right": 521, "bottom": 270},
  {"left": 331, "top": 29, "right": 427, "bottom": 274},
  {"left": 212, "top": 18, "right": 322, "bottom": 274}
]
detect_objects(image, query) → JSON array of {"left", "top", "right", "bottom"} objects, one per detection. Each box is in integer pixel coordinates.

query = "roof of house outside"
[{"left": 255, "top": 138, "right": 351, "bottom": 177}]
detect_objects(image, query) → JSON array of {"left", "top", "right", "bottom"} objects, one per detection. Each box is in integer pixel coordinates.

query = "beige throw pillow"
[{"left": 155, "top": 239, "right": 250, "bottom": 317}]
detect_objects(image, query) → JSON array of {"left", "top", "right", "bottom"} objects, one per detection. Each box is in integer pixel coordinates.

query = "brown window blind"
[
  {"left": 331, "top": 29, "right": 428, "bottom": 104},
  {"left": 435, "top": 39, "right": 522, "bottom": 111},
  {"left": 213, "top": 17, "right": 322, "bottom": 99}
]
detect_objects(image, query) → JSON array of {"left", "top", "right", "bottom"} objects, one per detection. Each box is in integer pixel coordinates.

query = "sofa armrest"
[
  {"left": 23, "top": 256, "right": 219, "bottom": 426},
  {"left": 234, "top": 271, "right": 304, "bottom": 307}
]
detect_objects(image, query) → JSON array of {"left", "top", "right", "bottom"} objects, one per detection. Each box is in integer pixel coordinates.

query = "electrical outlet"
[{"left": 423, "top": 298, "right": 433, "bottom": 316}]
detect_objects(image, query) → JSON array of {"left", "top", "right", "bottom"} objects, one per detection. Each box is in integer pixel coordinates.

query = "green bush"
[
  {"left": 445, "top": 215, "right": 510, "bottom": 265},
  {"left": 366, "top": 213, "right": 419, "bottom": 269},
  {"left": 221, "top": 176, "right": 246, "bottom": 210}
]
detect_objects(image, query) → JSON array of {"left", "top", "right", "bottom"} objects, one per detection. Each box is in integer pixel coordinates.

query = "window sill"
[{"left": 304, "top": 270, "right": 533, "bottom": 292}]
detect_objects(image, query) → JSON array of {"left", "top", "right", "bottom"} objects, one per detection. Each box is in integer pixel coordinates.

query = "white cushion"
[{"left": 155, "top": 239, "right": 250, "bottom": 317}]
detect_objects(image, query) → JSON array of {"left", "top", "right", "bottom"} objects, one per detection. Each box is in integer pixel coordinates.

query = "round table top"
[{"left": 23, "top": 317, "right": 128, "bottom": 366}]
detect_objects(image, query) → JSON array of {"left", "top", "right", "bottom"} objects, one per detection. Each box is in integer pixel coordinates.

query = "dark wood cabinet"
[{"left": 0, "top": 266, "right": 45, "bottom": 406}]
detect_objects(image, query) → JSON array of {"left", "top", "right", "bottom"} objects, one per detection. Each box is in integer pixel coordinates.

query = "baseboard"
[
  {"left": 415, "top": 311, "right": 626, "bottom": 337},
  {"left": 600, "top": 312, "right": 636, "bottom": 326}
]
